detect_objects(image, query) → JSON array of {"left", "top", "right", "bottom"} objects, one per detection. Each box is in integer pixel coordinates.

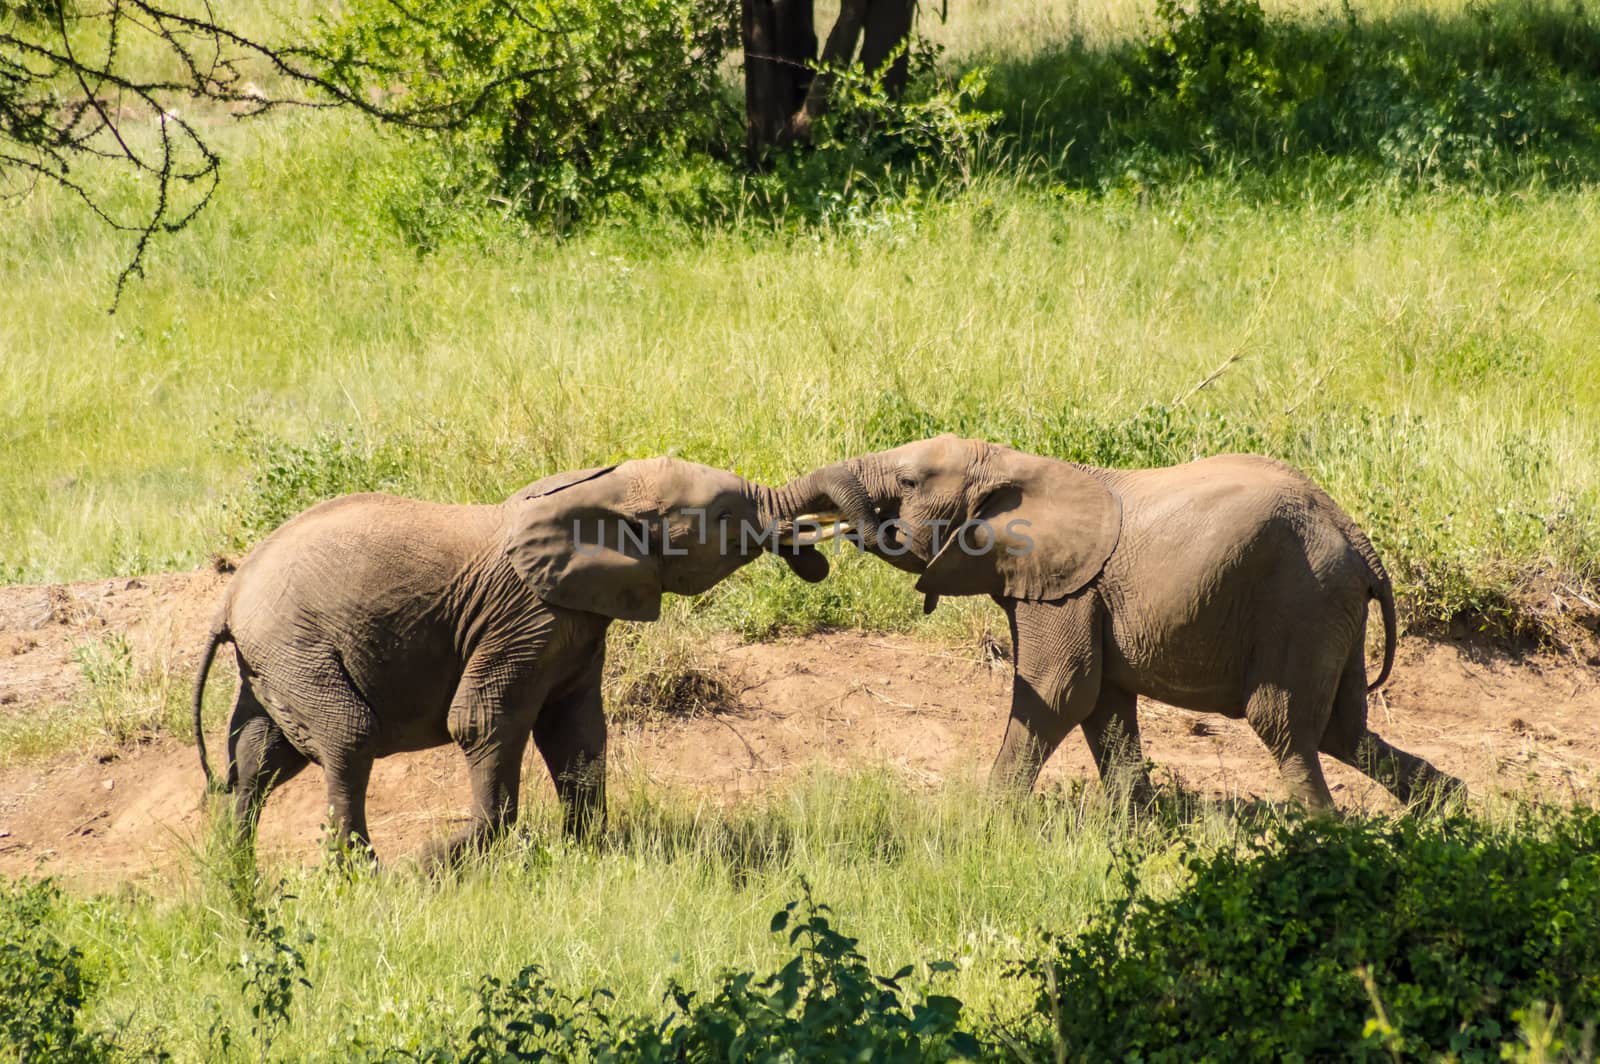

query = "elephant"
[
  {"left": 774, "top": 435, "right": 1464, "bottom": 811},
  {"left": 191, "top": 457, "right": 867, "bottom": 865}
]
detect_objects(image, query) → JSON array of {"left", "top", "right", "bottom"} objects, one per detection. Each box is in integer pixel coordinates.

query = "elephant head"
[
  {"left": 773, "top": 435, "right": 1122, "bottom": 609},
  {"left": 502, "top": 458, "right": 863, "bottom": 621}
]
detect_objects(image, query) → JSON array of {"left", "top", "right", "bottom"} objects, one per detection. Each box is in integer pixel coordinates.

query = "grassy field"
[
  {"left": 5, "top": 0, "right": 1600, "bottom": 1057},
  {"left": 3, "top": 0, "right": 1599, "bottom": 640},
  {"left": 7, "top": 782, "right": 1597, "bottom": 1060},
  {"left": 22, "top": 776, "right": 1196, "bottom": 1057}
]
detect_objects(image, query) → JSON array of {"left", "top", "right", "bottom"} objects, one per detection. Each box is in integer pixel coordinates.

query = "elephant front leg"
[
  {"left": 417, "top": 734, "right": 530, "bottom": 870},
  {"left": 990, "top": 595, "right": 1105, "bottom": 798},
  {"left": 534, "top": 656, "right": 607, "bottom": 840},
  {"left": 432, "top": 658, "right": 538, "bottom": 868}
]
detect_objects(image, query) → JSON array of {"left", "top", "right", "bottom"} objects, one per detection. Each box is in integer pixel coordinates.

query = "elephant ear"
[
  {"left": 505, "top": 465, "right": 616, "bottom": 503},
  {"left": 915, "top": 449, "right": 1121, "bottom": 602},
  {"left": 503, "top": 465, "right": 664, "bottom": 622}
]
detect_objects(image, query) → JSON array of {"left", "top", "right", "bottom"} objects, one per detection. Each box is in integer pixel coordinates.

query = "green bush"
[
  {"left": 0, "top": 880, "right": 111, "bottom": 1063},
  {"left": 983, "top": 0, "right": 1600, "bottom": 191},
  {"left": 1014, "top": 811, "right": 1600, "bottom": 1062},
  {"left": 315, "top": 0, "right": 739, "bottom": 232},
  {"left": 767, "top": 42, "right": 998, "bottom": 224},
  {"left": 10, "top": 814, "right": 1600, "bottom": 1059},
  {"left": 220, "top": 427, "right": 418, "bottom": 548},
  {"left": 312, "top": 1, "right": 998, "bottom": 237},
  {"left": 444, "top": 885, "right": 979, "bottom": 1061}
]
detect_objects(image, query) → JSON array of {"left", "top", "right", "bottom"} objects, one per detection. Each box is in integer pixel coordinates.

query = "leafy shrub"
[
  {"left": 1140, "top": 0, "right": 1275, "bottom": 118},
  {"left": 983, "top": 0, "right": 1600, "bottom": 190},
  {"left": 220, "top": 427, "right": 417, "bottom": 548},
  {"left": 315, "top": 2, "right": 998, "bottom": 237},
  {"left": 457, "top": 889, "right": 979, "bottom": 1062},
  {"left": 316, "top": 0, "right": 739, "bottom": 231},
  {"left": 770, "top": 42, "right": 998, "bottom": 222},
  {"left": 1014, "top": 811, "right": 1600, "bottom": 1062},
  {"left": 435, "top": 884, "right": 980, "bottom": 1060},
  {"left": 0, "top": 879, "right": 111, "bottom": 1063},
  {"left": 231, "top": 897, "right": 315, "bottom": 1057}
]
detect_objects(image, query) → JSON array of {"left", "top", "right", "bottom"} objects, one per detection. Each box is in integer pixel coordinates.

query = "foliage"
[
  {"left": 1014, "top": 810, "right": 1600, "bottom": 1062},
  {"left": 0, "top": 879, "right": 111, "bottom": 1062},
  {"left": 767, "top": 39, "right": 999, "bottom": 223},
  {"left": 982, "top": 0, "right": 1600, "bottom": 190},
  {"left": 227, "top": 892, "right": 315, "bottom": 1058},
  {"left": 219, "top": 427, "right": 418, "bottom": 549},
  {"left": 12, "top": 806, "right": 1600, "bottom": 1059},
  {"left": 314, "top": 0, "right": 740, "bottom": 233},
  {"left": 449, "top": 884, "right": 979, "bottom": 1061}
]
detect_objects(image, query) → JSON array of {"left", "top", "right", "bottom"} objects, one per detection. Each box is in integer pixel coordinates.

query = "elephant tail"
[
  {"left": 1369, "top": 575, "right": 1398, "bottom": 693},
  {"left": 1336, "top": 511, "right": 1398, "bottom": 692},
  {"left": 192, "top": 616, "right": 232, "bottom": 792}
]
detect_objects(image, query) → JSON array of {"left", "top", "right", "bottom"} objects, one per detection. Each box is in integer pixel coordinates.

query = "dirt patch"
[
  {"left": 0, "top": 571, "right": 227, "bottom": 717},
  {"left": 1, "top": 571, "right": 1597, "bottom": 888}
]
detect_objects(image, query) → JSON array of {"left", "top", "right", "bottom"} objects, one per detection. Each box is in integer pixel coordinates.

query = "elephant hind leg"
[
  {"left": 1243, "top": 648, "right": 1340, "bottom": 812},
  {"left": 1079, "top": 686, "right": 1154, "bottom": 806},
  {"left": 1320, "top": 648, "right": 1465, "bottom": 807},
  {"left": 227, "top": 683, "right": 310, "bottom": 844},
  {"left": 292, "top": 668, "right": 384, "bottom": 862},
  {"left": 321, "top": 752, "right": 375, "bottom": 860}
]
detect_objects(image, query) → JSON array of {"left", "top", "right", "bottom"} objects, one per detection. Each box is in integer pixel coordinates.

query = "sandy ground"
[{"left": 2, "top": 571, "right": 1597, "bottom": 888}]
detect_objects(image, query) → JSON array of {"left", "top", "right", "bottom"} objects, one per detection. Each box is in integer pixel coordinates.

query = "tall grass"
[
  {"left": 3, "top": 0, "right": 1599, "bottom": 636},
  {"left": 12, "top": 775, "right": 1591, "bottom": 1060},
  {"left": 4, "top": 109, "right": 1597, "bottom": 633},
  {"left": 35, "top": 773, "right": 1230, "bottom": 1058}
]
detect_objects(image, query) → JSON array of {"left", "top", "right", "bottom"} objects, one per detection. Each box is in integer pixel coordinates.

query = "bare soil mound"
[{"left": 2, "top": 571, "right": 1597, "bottom": 888}]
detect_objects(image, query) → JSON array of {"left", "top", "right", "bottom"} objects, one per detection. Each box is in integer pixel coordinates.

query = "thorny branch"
[{"left": 0, "top": 0, "right": 554, "bottom": 310}]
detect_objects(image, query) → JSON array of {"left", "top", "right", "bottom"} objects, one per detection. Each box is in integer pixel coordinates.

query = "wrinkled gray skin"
[
  {"left": 192, "top": 457, "right": 866, "bottom": 866},
  {"left": 778, "top": 435, "right": 1464, "bottom": 811}
]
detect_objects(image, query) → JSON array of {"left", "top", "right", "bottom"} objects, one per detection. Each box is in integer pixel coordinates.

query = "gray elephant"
[
  {"left": 191, "top": 457, "right": 865, "bottom": 864},
  {"left": 776, "top": 435, "right": 1463, "bottom": 810}
]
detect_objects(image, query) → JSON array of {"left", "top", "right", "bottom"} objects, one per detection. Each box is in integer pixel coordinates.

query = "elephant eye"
[{"left": 897, "top": 473, "right": 918, "bottom": 490}]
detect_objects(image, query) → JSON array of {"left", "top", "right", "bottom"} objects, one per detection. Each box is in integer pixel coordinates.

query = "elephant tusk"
[
  {"left": 776, "top": 521, "right": 855, "bottom": 547},
  {"left": 803, "top": 522, "right": 853, "bottom": 545}
]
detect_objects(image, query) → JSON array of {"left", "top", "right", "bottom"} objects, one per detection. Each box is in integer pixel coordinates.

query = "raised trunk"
[{"left": 761, "top": 462, "right": 879, "bottom": 548}]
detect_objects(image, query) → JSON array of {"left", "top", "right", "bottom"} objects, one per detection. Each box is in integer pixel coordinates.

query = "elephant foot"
[
  {"left": 417, "top": 820, "right": 510, "bottom": 873},
  {"left": 324, "top": 837, "right": 379, "bottom": 875}
]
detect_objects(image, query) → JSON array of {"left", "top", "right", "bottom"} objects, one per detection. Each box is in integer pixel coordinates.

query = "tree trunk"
[
  {"left": 742, "top": 0, "right": 918, "bottom": 160},
  {"left": 859, "top": 0, "right": 917, "bottom": 97},
  {"left": 741, "top": 0, "right": 817, "bottom": 166},
  {"left": 787, "top": 0, "right": 868, "bottom": 144}
]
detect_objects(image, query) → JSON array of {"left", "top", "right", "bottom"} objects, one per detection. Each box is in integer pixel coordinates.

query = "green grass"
[
  {"left": 21, "top": 774, "right": 1242, "bottom": 1058},
  {"left": 4, "top": 0, "right": 1600, "bottom": 640},
  {"left": 4, "top": 110, "right": 1598, "bottom": 633},
  {"left": 0, "top": 632, "right": 199, "bottom": 769},
  {"left": 5, "top": 1, "right": 1600, "bottom": 1052},
  {"left": 9, "top": 779, "right": 1593, "bottom": 1061}
]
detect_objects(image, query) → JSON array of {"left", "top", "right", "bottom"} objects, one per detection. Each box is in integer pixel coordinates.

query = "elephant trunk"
[{"left": 760, "top": 462, "right": 879, "bottom": 549}]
